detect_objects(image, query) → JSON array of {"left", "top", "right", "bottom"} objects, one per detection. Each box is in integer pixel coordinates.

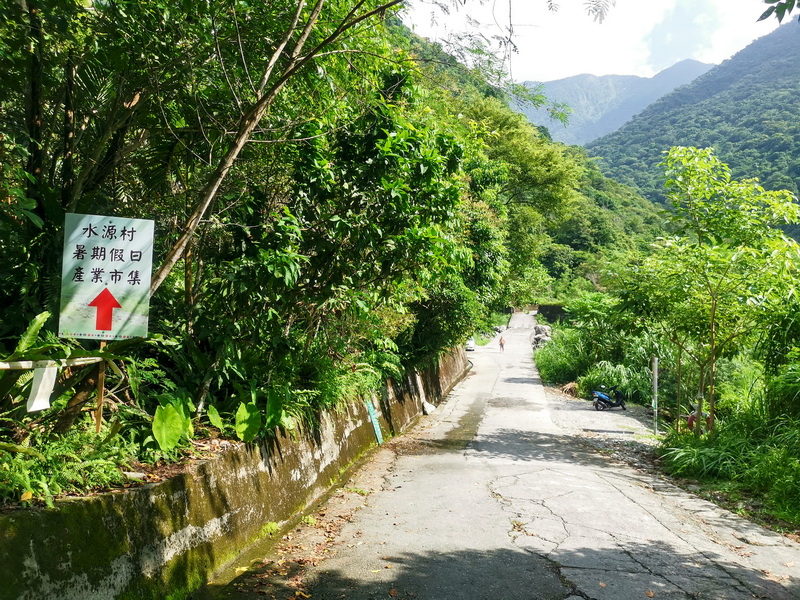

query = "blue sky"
[{"left": 403, "top": 0, "right": 781, "bottom": 82}]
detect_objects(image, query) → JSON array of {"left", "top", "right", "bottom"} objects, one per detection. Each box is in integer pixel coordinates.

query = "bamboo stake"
[
  {"left": 652, "top": 356, "right": 659, "bottom": 435},
  {"left": 95, "top": 341, "right": 107, "bottom": 433}
]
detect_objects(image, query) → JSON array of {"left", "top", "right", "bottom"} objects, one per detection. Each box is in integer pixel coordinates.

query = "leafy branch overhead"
[{"left": 758, "top": 0, "right": 800, "bottom": 22}]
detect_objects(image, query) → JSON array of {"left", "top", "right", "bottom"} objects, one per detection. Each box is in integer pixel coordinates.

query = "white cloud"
[
  {"left": 402, "top": 0, "right": 780, "bottom": 82},
  {"left": 696, "top": 0, "right": 779, "bottom": 65}
]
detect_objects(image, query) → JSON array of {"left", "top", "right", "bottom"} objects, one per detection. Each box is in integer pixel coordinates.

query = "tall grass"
[
  {"left": 534, "top": 328, "right": 592, "bottom": 384},
  {"left": 766, "top": 362, "right": 800, "bottom": 419},
  {"left": 715, "top": 355, "right": 766, "bottom": 418},
  {"left": 661, "top": 413, "right": 800, "bottom": 525},
  {"left": 577, "top": 360, "right": 652, "bottom": 403}
]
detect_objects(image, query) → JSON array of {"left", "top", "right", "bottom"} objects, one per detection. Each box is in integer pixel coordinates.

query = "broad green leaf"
[
  {"left": 264, "top": 388, "right": 290, "bottom": 431},
  {"left": 153, "top": 404, "right": 186, "bottom": 452},
  {"left": 6, "top": 312, "right": 51, "bottom": 360},
  {"left": 20, "top": 209, "right": 44, "bottom": 228},
  {"left": 207, "top": 404, "right": 224, "bottom": 430},
  {"left": 0, "top": 442, "right": 44, "bottom": 460},
  {"left": 235, "top": 402, "right": 262, "bottom": 442}
]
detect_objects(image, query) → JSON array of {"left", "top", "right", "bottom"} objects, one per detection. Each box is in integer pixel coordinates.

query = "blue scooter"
[{"left": 591, "top": 385, "right": 626, "bottom": 411}]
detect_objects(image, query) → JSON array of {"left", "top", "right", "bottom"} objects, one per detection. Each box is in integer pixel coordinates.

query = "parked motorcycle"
[{"left": 591, "top": 385, "right": 626, "bottom": 411}]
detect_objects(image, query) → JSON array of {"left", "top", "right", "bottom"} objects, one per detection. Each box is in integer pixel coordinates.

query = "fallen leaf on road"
[
  {"left": 646, "top": 591, "right": 655, "bottom": 598},
  {"left": 598, "top": 582, "right": 606, "bottom": 588},
  {"left": 389, "top": 590, "right": 399, "bottom": 597}
]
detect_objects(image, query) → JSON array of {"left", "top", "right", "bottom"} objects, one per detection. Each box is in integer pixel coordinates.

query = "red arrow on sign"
[{"left": 88, "top": 288, "right": 122, "bottom": 331}]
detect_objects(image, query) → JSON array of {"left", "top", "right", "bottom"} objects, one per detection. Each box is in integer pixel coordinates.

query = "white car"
[{"left": 465, "top": 337, "right": 476, "bottom": 351}]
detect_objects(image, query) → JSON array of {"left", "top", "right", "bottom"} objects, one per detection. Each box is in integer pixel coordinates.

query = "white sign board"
[{"left": 58, "top": 213, "right": 154, "bottom": 340}]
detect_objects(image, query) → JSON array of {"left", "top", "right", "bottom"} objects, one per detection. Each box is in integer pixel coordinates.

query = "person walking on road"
[{"left": 499, "top": 336, "right": 506, "bottom": 352}]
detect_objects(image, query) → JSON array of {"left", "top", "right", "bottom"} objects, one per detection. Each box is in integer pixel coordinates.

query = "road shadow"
[
  {"left": 470, "top": 428, "right": 608, "bottom": 464},
  {"left": 392, "top": 424, "right": 651, "bottom": 476},
  {"left": 196, "top": 539, "right": 799, "bottom": 599}
]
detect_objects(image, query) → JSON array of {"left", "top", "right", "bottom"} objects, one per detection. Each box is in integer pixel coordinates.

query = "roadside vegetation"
[{"left": 536, "top": 147, "right": 800, "bottom": 530}]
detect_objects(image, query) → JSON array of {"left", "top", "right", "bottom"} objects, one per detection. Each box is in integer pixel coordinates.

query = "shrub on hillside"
[
  {"left": 535, "top": 327, "right": 592, "bottom": 384},
  {"left": 576, "top": 360, "right": 651, "bottom": 404}
]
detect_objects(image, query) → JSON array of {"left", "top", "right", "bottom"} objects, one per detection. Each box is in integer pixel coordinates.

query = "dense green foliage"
[
  {"left": 587, "top": 24, "right": 800, "bottom": 208},
  {"left": 0, "top": 2, "right": 664, "bottom": 505},
  {"left": 661, "top": 414, "right": 800, "bottom": 524}
]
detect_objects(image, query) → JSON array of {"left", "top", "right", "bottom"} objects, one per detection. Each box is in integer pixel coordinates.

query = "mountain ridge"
[{"left": 517, "top": 59, "right": 713, "bottom": 146}]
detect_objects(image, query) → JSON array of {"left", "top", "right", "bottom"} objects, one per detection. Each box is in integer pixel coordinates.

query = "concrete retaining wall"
[{"left": 0, "top": 349, "right": 468, "bottom": 600}]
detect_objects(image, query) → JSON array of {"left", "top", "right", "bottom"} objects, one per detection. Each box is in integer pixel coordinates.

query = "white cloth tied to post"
[
  {"left": 0, "top": 357, "right": 103, "bottom": 413},
  {"left": 27, "top": 366, "right": 59, "bottom": 412}
]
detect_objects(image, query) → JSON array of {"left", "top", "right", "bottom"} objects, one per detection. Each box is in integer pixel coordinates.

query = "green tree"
[
  {"left": 503, "top": 205, "right": 552, "bottom": 306},
  {"left": 621, "top": 147, "right": 800, "bottom": 433},
  {"left": 463, "top": 97, "right": 581, "bottom": 211}
]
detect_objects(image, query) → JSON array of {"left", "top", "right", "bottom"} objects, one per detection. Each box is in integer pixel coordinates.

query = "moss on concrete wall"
[{"left": 0, "top": 349, "right": 468, "bottom": 600}]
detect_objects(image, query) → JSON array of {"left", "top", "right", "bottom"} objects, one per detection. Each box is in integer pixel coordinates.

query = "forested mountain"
[
  {"left": 587, "top": 23, "right": 800, "bottom": 204},
  {"left": 517, "top": 60, "right": 712, "bottom": 146}
]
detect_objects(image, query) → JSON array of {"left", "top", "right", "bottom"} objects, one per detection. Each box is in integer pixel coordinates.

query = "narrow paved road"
[{"left": 201, "top": 312, "right": 800, "bottom": 600}]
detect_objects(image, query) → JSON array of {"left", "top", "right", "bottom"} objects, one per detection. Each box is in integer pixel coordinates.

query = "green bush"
[
  {"left": 314, "top": 358, "right": 385, "bottom": 409},
  {"left": 576, "top": 360, "right": 651, "bottom": 403},
  {"left": 765, "top": 361, "right": 800, "bottom": 419},
  {"left": 563, "top": 291, "right": 633, "bottom": 364},
  {"left": 398, "top": 274, "right": 483, "bottom": 365},
  {"left": 715, "top": 355, "right": 766, "bottom": 417},
  {"left": 535, "top": 327, "right": 592, "bottom": 384},
  {"left": 660, "top": 414, "right": 800, "bottom": 525},
  {"left": 659, "top": 435, "right": 745, "bottom": 479}
]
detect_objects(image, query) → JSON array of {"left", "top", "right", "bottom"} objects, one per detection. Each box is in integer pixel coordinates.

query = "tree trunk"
[
  {"left": 693, "top": 368, "right": 706, "bottom": 438},
  {"left": 708, "top": 297, "right": 717, "bottom": 432},
  {"left": 676, "top": 347, "right": 682, "bottom": 431},
  {"left": 185, "top": 238, "right": 195, "bottom": 335},
  {"left": 52, "top": 365, "right": 100, "bottom": 434},
  {"left": 25, "top": 0, "right": 44, "bottom": 208}
]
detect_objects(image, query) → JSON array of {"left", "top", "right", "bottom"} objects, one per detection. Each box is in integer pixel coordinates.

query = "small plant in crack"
[{"left": 510, "top": 519, "right": 527, "bottom": 533}]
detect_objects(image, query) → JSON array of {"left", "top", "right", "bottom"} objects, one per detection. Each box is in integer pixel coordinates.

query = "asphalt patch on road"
[{"left": 489, "top": 396, "right": 534, "bottom": 409}]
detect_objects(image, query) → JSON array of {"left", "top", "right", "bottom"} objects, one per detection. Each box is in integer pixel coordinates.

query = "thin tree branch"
[{"left": 150, "top": 0, "right": 408, "bottom": 294}]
